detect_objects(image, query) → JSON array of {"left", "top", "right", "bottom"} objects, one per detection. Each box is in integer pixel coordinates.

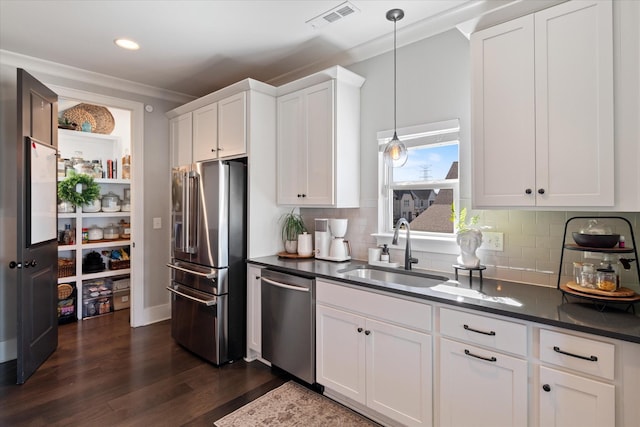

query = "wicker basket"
[
  {"left": 62, "top": 107, "right": 96, "bottom": 132},
  {"left": 109, "top": 259, "right": 130, "bottom": 270},
  {"left": 58, "top": 283, "right": 74, "bottom": 300},
  {"left": 58, "top": 258, "right": 76, "bottom": 278},
  {"left": 76, "top": 103, "right": 115, "bottom": 134}
]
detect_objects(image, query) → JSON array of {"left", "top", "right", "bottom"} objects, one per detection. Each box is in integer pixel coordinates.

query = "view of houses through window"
[{"left": 380, "top": 120, "right": 460, "bottom": 235}]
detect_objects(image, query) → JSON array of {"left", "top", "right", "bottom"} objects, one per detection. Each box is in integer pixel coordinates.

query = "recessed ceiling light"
[{"left": 114, "top": 38, "right": 140, "bottom": 50}]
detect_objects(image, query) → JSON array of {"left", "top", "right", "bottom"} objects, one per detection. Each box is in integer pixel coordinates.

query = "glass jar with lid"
[
  {"left": 101, "top": 191, "right": 121, "bottom": 212},
  {"left": 103, "top": 223, "right": 121, "bottom": 240}
]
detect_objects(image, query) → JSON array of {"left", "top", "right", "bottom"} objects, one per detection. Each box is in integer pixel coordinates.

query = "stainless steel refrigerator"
[{"left": 167, "top": 159, "right": 247, "bottom": 365}]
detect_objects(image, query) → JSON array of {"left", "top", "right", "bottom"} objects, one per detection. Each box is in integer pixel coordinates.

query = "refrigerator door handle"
[
  {"left": 166, "top": 263, "right": 216, "bottom": 279},
  {"left": 166, "top": 286, "right": 217, "bottom": 306},
  {"left": 179, "top": 170, "right": 188, "bottom": 252},
  {"left": 185, "top": 170, "right": 199, "bottom": 254}
]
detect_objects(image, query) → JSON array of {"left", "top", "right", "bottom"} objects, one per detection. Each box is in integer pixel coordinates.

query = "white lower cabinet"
[
  {"left": 439, "top": 338, "right": 528, "bottom": 427},
  {"left": 539, "top": 366, "right": 614, "bottom": 427},
  {"left": 437, "top": 308, "right": 528, "bottom": 427},
  {"left": 245, "top": 264, "right": 262, "bottom": 360},
  {"left": 316, "top": 280, "right": 432, "bottom": 427},
  {"left": 537, "top": 328, "right": 616, "bottom": 426}
]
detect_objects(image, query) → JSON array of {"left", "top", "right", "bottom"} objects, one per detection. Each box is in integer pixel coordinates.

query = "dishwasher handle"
[
  {"left": 166, "top": 286, "right": 217, "bottom": 306},
  {"left": 262, "top": 277, "right": 310, "bottom": 292}
]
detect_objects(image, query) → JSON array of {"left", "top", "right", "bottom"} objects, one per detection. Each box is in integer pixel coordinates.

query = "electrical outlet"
[
  {"left": 153, "top": 217, "right": 162, "bottom": 229},
  {"left": 481, "top": 231, "right": 504, "bottom": 251}
]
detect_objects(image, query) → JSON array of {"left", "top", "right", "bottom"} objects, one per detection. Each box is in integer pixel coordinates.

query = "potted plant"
[
  {"left": 57, "top": 171, "right": 101, "bottom": 212},
  {"left": 280, "top": 209, "right": 307, "bottom": 253},
  {"left": 450, "top": 204, "right": 482, "bottom": 268}
]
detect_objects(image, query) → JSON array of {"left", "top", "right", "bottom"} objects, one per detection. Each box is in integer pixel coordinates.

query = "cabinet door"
[
  {"left": 170, "top": 113, "right": 193, "bottom": 167},
  {"left": 316, "top": 304, "right": 366, "bottom": 405},
  {"left": 534, "top": 0, "right": 613, "bottom": 206},
  {"left": 304, "top": 81, "right": 334, "bottom": 205},
  {"left": 439, "top": 338, "right": 527, "bottom": 427},
  {"left": 277, "top": 91, "right": 306, "bottom": 205},
  {"left": 366, "top": 318, "right": 432, "bottom": 427},
  {"left": 218, "top": 92, "right": 246, "bottom": 158},
  {"left": 192, "top": 103, "right": 218, "bottom": 162},
  {"left": 246, "top": 265, "right": 262, "bottom": 359},
  {"left": 471, "top": 15, "right": 535, "bottom": 207},
  {"left": 539, "top": 366, "right": 614, "bottom": 427}
]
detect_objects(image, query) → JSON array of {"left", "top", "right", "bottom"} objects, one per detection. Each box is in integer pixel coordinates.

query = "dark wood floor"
[{"left": 0, "top": 310, "right": 288, "bottom": 426}]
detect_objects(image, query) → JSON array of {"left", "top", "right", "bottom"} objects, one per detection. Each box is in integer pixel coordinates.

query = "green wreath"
[{"left": 57, "top": 172, "right": 101, "bottom": 206}]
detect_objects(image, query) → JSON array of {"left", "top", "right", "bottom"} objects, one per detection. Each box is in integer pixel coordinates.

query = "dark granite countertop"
[{"left": 248, "top": 256, "right": 640, "bottom": 345}]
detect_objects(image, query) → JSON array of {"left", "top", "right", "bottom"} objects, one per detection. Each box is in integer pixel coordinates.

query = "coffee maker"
[{"left": 315, "top": 218, "right": 350, "bottom": 261}]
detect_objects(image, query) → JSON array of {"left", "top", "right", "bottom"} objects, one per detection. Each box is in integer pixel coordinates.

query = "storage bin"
[
  {"left": 113, "top": 289, "right": 130, "bottom": 310},
  {"left": 112, "top": 276, "right": 130, "bottom": 291},
  {"left": 58, "top": 258, "right": 75, "bottom": 278}
]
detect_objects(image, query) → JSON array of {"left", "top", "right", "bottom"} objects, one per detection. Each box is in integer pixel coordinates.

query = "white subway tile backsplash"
[{"left": 300, "top": 206, "right": 640, "bottom": 288}]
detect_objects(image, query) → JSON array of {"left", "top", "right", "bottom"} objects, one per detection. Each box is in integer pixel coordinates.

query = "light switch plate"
[{"left": 153, "top": 217, "right": 162, "bottom": 229}]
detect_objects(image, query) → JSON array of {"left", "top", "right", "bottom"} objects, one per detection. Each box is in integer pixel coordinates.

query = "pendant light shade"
[{"left": 383, "top": 8, "right": 407, "bottom": 168}]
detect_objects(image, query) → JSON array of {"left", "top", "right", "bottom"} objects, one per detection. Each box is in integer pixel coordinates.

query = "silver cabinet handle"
[
  {"left": 166, "top": 286, "right": 216, "bottom": 306},
  {"left": 166, "top": 263, "right": 216, "bottom": 279},
  {"left": 262, "top": 277, "right": 310, "bottom": 292}
]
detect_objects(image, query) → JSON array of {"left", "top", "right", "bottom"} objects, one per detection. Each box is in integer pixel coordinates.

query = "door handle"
[
  {"left": 166, "top": 263, "right": 216, "bottom": 279},
  {"left": 463, "top": 324, "right": 496, "bottom": 336},
  {"left": 9, "top": 261, "right": 22, "bottom": 269},
  {"left": 166, "top": 286, "right": 217, "bottom": 306}
]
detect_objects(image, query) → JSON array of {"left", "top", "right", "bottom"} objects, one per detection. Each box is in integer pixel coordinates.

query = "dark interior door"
[{"left": 15, "top": 68, "right": 58, "bottom": 384}]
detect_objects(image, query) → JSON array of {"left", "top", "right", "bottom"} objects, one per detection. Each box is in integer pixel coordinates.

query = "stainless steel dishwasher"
[{"left": 261, "top": 269, "right": 315, "bottom": 384}]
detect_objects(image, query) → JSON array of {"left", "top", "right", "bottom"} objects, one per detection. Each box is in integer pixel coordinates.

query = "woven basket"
[
  {"left": 109, "top": 259, "right": 130, "bottom": 270},
  {"left": 58, "top": 258, "right": 76, "bottom": 278},
  {"left": 62, "top": 107, "right": 96, "bottom": 132},
  {"left": 58, "top": 283, "right": 74, "bottom": 300},
  {"left": 76, "top": 103, "right": 115, "bottom": 134}
]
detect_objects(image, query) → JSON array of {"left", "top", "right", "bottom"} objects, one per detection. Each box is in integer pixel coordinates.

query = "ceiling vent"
[{"left": 306, "top": 1, "right": 360, "bottom": 29}]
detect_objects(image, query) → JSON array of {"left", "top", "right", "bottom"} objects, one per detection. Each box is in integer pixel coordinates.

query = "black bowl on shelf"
[{"left": 572, "top": 232, "right": 620, "bottom": 248}]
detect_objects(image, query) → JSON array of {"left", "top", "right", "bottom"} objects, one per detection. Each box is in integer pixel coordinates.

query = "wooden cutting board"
[{"left": 564, "top": 281, "right": 637, "bottom": 298}]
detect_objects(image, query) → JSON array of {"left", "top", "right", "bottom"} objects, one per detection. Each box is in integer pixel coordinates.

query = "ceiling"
[{"left": 0, "top": 0, "right": 516, "bottom": 98}]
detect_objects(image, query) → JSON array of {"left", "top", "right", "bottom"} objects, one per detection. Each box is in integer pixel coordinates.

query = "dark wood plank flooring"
[{"left": 0, "top": 310, "right": 288, "bottom": 426}]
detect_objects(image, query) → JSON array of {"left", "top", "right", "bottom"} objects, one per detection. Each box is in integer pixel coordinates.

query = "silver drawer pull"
[
  {"left": 464, "top": 324, "right": 496, "bottom": 336},
  {"left": 553, "top": 346, "right": 598, "bottom": 362},
  {"left": 464, "top": 349, "right": 497, "bottom": 362},
  {"left": 167, "top": 263, "right": 216, "bottom": 279},
  {"left": 166, "top": 286, "right": 217, "bottom": 306}
]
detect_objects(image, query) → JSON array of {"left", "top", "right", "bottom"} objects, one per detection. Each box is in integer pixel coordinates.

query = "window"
[{"left": 378, "top": 119, "right": 460, "bottom": 236}]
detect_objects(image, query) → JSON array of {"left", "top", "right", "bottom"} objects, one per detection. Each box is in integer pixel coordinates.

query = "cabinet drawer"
[
  {"left": 316, "top": 280, "right": 431, "bottom": 332},
  {"left": 439, "top": 308, "right": 527, "bottom": 356},
  {"left": 539, "top": 329, "right": 614, "bottom": 380}
]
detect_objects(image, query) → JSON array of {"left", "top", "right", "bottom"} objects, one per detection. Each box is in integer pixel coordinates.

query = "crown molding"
[{"left": 0, "top": 49, "right": 194, "bottom": 104}]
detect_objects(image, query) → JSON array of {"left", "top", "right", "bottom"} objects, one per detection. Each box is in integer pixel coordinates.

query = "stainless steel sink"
[{"left": 338, "top": 265, "right": 448, "bottom": 289}]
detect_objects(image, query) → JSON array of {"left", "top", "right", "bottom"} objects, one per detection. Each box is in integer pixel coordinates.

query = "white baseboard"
[
  {"left": 140, "top": 303, "right": 171, "bottom": 327},
  {"left": 0, "top": 338, "right": 17, "bottom": 363}
]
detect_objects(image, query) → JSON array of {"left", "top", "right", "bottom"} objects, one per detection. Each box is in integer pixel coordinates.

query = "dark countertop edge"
[{"left": 247, "top": 257, "right": 640, "bottom": 345}]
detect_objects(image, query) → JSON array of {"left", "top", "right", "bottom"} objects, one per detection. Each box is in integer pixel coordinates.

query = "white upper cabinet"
[
  {"left": 472, "top": 0, "right": 613, "bottom": 208},
  {"left": 192, "top": 102, "right": 218, "bottom": 162},
  {"left": 217, "top": 91, "right": 247, "bottom": 159},
  {"left": 169, "top": 90, "right": 247, "bottom": 165},
  {"left": 276, "top": 66, "right": 365, "bottom": 207},
  {"left": 169, "top": 112, "right": 192, "bottom": 168}
]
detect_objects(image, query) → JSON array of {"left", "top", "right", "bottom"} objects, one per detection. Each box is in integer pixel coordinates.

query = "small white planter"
[{"left": 456, "top": 229, "right": 483, "bottom": 268}]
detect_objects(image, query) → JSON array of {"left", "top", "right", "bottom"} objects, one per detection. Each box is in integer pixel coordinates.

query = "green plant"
[
  {"left": 57, "top": 171, "right": 101, "bottom": 206},
  {"left": 280, "top": 209, "right": 307, "bottom": 242},
  {"left": 450, "top": 203, "right": 479, "bottom": 233}
]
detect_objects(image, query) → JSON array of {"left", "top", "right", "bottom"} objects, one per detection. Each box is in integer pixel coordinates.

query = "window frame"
[{"left": 375, "top": 119, "right": 461, "bottom": 254}]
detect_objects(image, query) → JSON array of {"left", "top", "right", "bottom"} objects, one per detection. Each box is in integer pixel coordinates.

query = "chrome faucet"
[{"left": 392, "top": 218, "right": 418, "bottom": 270}]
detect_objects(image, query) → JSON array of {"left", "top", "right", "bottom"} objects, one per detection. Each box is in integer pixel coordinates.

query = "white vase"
[
  {"left": 284, "top": 240, "right": 298, "bottom": 254},
  {"left": 456, "top": 229, "right": 483, "bottom": 268}
]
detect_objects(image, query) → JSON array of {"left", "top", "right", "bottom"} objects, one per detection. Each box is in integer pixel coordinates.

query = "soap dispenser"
[{"left": 380, "top": 244, "right": 390, "bottom": 262}]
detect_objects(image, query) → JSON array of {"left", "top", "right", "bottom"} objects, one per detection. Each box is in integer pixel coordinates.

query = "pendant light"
[{"left": 383, "top": 8, "right": 407, "bottom": 168}]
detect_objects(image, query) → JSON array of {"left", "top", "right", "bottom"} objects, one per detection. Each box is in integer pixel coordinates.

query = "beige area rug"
[{"left": 214, "top": 381, "right": 378, "bottom": 426}]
